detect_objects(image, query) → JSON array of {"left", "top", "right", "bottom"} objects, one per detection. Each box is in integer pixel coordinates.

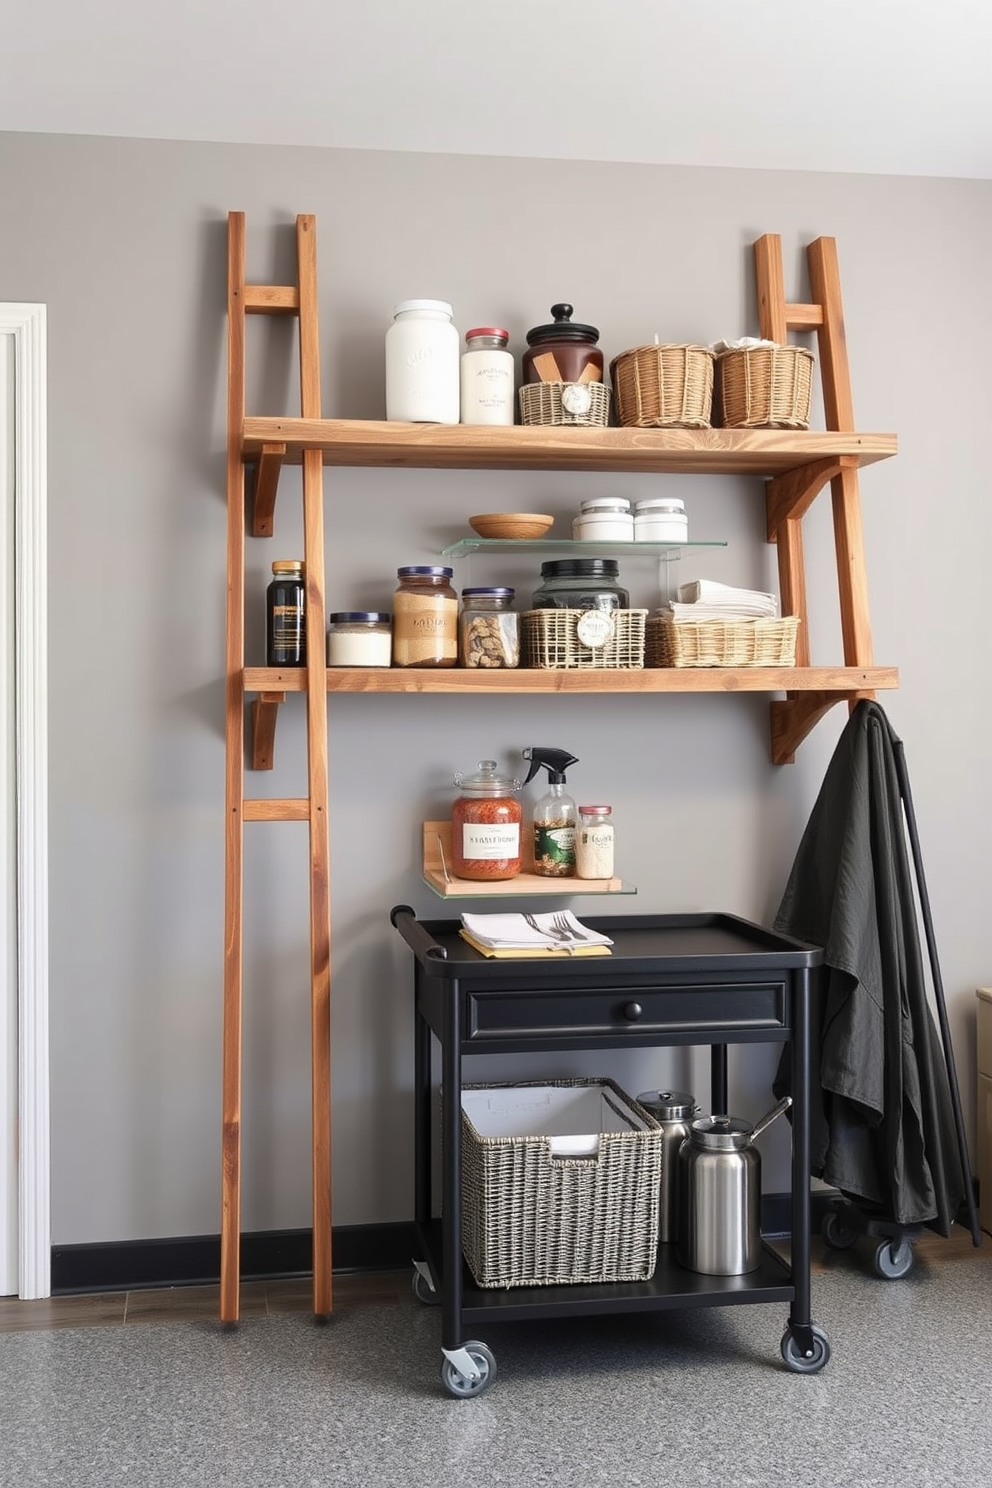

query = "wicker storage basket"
[
  {"left": 609, "top": 344, "right": 714, "bottom": 428},
  {"left": 523, "top": 608, "right": 647, "bottom": 669},
  {"left": 518, "top": 380, "right": 611, "bottom": 427},
  {"left": 715, "top": 344, "right": 814, "bottom": 429},
  {"left": 646, "top": 614, "right": 800, "bottom": 668},
  {"left": 460, "top": 1079, "right": 662, "bottom": 1288}
]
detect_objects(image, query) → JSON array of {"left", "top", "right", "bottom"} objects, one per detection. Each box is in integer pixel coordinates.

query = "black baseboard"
[
  {"left": 51, "top": 1221, "right": 417, "bottom": 1296},
  {"left": 51, "top": 1194, "right": 840, "bottom": 1296}
]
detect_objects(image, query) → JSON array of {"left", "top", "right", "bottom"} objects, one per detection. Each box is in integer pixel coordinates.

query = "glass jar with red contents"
[{"left": 451, "top": 759, "right": 523, "bottom": 882}]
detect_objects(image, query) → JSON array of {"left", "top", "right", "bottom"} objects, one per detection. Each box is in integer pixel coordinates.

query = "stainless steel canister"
[
  {"left": 676, "top": 1096, "right": 791, "bottom": 1276},
  {"left": 636, "top": 1089, "right": 696, "bottom": 1243}
]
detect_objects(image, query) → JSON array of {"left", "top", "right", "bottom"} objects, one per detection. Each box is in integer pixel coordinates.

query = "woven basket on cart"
[
  {"left": 646, "top": 615, "right": 800, "bottom": 668},
  {"left": 715, "top": 344, "right": 814, "bottom": 429},
  {"left": 518, "top": 380, "right": 611, "bottom": 427},
  {"left": 609, "top": 344, "right": 714, "bottom": 428},
  {"left": 460, "top": 1079, "right": 663, "bottom": 1288}
]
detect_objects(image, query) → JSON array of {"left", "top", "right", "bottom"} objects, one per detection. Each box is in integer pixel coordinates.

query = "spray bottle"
[{"left": 522, "top": 747, "right": 579, "bottom": 877}]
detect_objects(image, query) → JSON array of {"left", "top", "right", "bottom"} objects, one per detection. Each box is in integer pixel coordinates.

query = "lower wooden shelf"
[{"left": 422, "top": 821, "right": 634, "bottom": 899}]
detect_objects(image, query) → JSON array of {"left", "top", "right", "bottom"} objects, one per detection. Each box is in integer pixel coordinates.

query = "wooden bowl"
[{"left": 468, "top": 512, "right": 554, "bottom": 540}]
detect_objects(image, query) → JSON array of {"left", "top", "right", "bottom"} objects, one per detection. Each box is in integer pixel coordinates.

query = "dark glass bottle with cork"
[{"left": 266, "top": 559, "right": 306, "bottom": 666}]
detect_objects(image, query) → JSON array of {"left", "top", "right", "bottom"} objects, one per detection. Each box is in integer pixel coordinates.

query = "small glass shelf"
[
  {"left": 422, "top": 822, "right": 636, "bottom": 899},
  {"left": 441, "top": 538, "right": 728, "bottom": 558}
]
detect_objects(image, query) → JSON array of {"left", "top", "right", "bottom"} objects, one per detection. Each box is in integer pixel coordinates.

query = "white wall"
[{"left": 0, "top": 131, "right": 988, "bottom": 1243}]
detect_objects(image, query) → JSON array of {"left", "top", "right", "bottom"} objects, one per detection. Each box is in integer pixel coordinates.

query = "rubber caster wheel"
[
  {"left": 411, "top": 1268, "right": 439, "bottom": 1305},
  {"left": 822, "top": 1209, "right": 859, "bottom": 1250},
  {"left": 873, "top": 1239, "right": 914, "bottom": 1279},
  {"left": 441, "top": 1340, "right": 497, "bottom": 1398},
  {"left": 781, "top": 1325, "right": 831, "bottom": 1374}
]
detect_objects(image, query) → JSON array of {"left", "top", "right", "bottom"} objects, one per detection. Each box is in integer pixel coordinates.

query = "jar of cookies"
[{"left": 459, "top": 587, "right": 519, "bottom": 668}]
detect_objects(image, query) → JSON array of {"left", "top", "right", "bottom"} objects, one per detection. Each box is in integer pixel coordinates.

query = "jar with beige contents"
[{"left": 392, "top": 566, "right": 458, "bottom": 667}]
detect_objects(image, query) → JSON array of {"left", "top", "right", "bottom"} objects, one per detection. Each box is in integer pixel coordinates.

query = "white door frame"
[{"left": 0, "top": 304, "right": 49, "bottom": 1299}]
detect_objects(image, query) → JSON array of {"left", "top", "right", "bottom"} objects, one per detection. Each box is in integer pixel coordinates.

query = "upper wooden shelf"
[
  {"left": 245, "top": 665, "right": 897, "bottom": 696},
  {"left": 242, "top": 418, "right": 897, "bottom": 477}
]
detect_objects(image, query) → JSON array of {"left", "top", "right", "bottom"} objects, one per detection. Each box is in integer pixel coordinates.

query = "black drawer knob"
[{"left": 623, "top": 1001, "right": 643, "bottom": 1021}]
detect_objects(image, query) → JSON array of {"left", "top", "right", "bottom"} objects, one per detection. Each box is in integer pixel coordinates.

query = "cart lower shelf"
[{"left": 416, "top": 1219, "right": 795, "bottom": 1322}]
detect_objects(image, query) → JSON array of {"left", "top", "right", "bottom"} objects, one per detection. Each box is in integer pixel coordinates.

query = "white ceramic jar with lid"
[
  {"left": 460, "top": 327, "right": 515, "bottom": 425},
  {"left": 386, "top": 300, "right": 460, "bottom": 424},
  {"left": 634, "top": 497, "right": 688, "bottom": 542},
  {"left": 326, "top": 612, "right": 392, "bottom": 667},
  {"left": 573, "top": 497, "right": 634, "bottom": 542}
]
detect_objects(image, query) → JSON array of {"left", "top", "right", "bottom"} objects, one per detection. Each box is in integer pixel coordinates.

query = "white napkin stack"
[
  {"left": 461, "top": 911, "right": 613, "bottom": 950},
  {"left": 660, "top": 578, "right": 779, "bottom": 622}
]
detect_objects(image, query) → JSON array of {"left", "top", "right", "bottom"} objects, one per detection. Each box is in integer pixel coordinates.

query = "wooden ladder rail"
[
  {"left": 755, "top": 234, "right": 876, "bottom": 764},
  {"left": 222, "top": 213, "right": 333, "bottom": 1323}
]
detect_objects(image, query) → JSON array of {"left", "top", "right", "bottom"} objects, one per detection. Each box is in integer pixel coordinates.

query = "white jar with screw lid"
[
  {"left": 460, "top": 327, "right": 515, "bottom": 425},
  {"left": 386, "top": 300, "right": 460, "bottom": 424},
  {"left": 634, "top": 497, "right": 688, "bottom": 543},
  {"left": 573, "top": 497, "right": 634, "bottom": 542},
  {"left": 326, "top": 612, "right": 392, "bottom": 667}
]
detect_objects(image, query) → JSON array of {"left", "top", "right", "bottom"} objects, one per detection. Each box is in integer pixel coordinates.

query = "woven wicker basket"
[
  {"left": 518, "top": 380, "right": 611, "bottom": 427},
  {"left": 646, "top": 615, "right": 800, "bottom": 668},
  {"left": 715, "top": 345, "right": 814, "bottom": 429},
  {"left": 523, "top": 608, "right": 647, "bottom": 669},
  {"left": 609, "top": 344, "right": 714, "bottom": 428},
  {"left": 460, "top": 1079, "right": 662, "bottom": 1288}
]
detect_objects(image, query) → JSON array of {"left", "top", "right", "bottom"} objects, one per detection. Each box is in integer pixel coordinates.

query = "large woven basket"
[
  {"left": 523, "top": 608, "right": 647, "bottom": 669},
  {"left": 460, "top": 1079, "right": 662, "bottom": 1288},
  {"left": 646, "top": 614, "right": 800, "bottom": 668},
  {"left": 715, "top": 345, "right": 814, "bottom": 428},
  {"left": 610, "top": 344, "right": 714, "bottom": 428},
  {"left": 518, "top": 380, "right": 611, "bottom": 427}
]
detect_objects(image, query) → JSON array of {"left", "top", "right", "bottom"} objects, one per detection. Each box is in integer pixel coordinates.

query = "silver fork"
[
  {"left": 552, "top": 912, "right": 588, "bottom": 942},
  {"left": 525, "top": 913, "right": 575, "bottom": 951}
]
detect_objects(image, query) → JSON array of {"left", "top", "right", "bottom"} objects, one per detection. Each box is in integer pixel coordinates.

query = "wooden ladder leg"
[
  {"left": 221, "top": 211, "right": 248, "bottom": 1323},
  {"left": 807, "top": 236, "right": 875, "bottom": 678},
  {"left": 296, "top": 216, "right": 333, "bottom": 1318}
]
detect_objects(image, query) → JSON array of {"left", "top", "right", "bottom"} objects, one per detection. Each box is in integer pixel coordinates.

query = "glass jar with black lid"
[
  {"left": 531, "top": 558, "right": 629, "bottom": 611},
  {"left": 522, "top": 304, "right": 604, "bottom": 386}
]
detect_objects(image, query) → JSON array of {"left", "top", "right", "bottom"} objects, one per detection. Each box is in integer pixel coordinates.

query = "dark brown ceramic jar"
[{"left": 522, "top": 303, "right": 604, "bottom": 385}]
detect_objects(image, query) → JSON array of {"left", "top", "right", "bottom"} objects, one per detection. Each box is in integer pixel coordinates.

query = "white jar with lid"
[
  {"left": 326, "top": 612, "right": 392, "bottom": 667},
  {"left": 575, "top": 805, "right": 614, "bottom": 879},
  {"left": 573, "top": 497, "right": 634, "bottom": 542},
  {"left": 460, "top": 327, "right": 515, "bottom": 425},
  {"left": 634, "top": 498, "right": 688, "bottom": 543},
  {"left": 386, "top": 300, "right": 460, "bottom": 424}
]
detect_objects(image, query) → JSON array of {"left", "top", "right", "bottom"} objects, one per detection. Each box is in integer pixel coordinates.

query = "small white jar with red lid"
[{"left": 460, "top": 327, "right": 515, "bottom": 425}]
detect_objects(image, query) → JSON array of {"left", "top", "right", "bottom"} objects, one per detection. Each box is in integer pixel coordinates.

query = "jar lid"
[
  {"left": 461, "top": 587, "right": 515, "bottom": 598},
  {"left": 465, "top": 327, "right": 509, "bottom": 341},
  {"left": 328, "top": 611, "right": 391, "bottom": 624},
  {"left": 634, "top": 498, "right": 686, "bottom": 514},
  {"left": 397, "top": 565, "right": 454, "bottom": 579},
  {"left": 453, "top": 758, "right": 522, "bottom": 796},
  {"left": 637, "top": 1089, "right": 694, "bottom": 1120},
  {"left": 579, "top": 497, "right": 631, "bottom": 513},
  {"left": 393, "top": 299, "right": 453, "bottom": 317},
  {"left": 526, "top": 303, "right": 600, "bottom": 347},
  {"left": 690, "top": 1114, "right": 752, "bottom": 1149},
  {"left": 272, "top": 560, "right": 304, "bottom": 573},
  {"left": 539, "top": 558, "right": 620, "bottom": 579},
  {"left": 578, "top": 804, "right": 612, "bottom": 815}
]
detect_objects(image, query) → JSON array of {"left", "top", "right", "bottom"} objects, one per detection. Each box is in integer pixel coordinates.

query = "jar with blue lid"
[
  {"left": 326, "top": 611, "right": 392, "bottom": 667},
  {"left": 459, "top": 587, "right": 519, "bottom": 668},
  {"left": 392, "top": 565, "right": 458, "bottom": 667}
]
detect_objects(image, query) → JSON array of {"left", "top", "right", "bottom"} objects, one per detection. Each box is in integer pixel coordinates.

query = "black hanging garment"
[{"left": 773, "top": 699, "right": 967, "bottom": 1234}]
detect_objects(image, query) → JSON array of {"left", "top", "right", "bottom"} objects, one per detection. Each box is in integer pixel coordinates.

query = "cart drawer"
[{"left": 465, "top": 982, "right": 788, "bottom": 1042}]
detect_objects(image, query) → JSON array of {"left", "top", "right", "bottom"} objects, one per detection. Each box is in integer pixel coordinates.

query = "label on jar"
[
  {"left": 461, "top": 822, "right": 520, "bottom": 860},
  {"left": 534, "top": 824, "right": 575, "bottom": 875}
]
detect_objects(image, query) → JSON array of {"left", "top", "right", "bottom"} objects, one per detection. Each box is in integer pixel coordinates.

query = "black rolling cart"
[{"left": 391, "top": 907, "right": 828, "bottom": 1397}]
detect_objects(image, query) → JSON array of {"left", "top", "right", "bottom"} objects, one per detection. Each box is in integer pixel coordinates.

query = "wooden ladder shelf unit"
[
  {"left": 221, "top": 214, "right": 896, "bottom": 1321},
  {"left": 223, "top": 213, "right": 332, "bottom": 1323}
]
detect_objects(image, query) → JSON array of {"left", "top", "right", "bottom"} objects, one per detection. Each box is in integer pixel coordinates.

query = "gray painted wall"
[{"left": 0, "top": 131, "right": 988, "bottom": 1245}]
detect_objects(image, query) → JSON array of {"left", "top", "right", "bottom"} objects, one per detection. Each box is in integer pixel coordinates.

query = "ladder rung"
[
  {"left": 244, "top": 285, "right": 300, "bottom": 315},
  {"left": 785, "top": 302, "right": 824, "bottom": 328},
  {"left": 244, "top": 798, "right": 310, "bottom": 821}
]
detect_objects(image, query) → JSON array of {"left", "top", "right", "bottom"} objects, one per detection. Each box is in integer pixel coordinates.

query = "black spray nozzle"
[{"left": 522, "top": 746, "right": 579, "bottom": 786}]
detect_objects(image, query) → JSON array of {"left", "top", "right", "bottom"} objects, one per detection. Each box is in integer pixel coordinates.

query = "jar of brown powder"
[{"left": 392, "top": 566, "right": 458, "bottom": 667}]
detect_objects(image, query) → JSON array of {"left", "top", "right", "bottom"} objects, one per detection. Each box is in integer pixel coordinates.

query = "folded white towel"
[
  {"left": 673, "top": 578, "right": 778, "bottom": 618},
  {"left": 661, "top": 603, "right": 778, "bottom": 622},
  {"left": 461, "top": 911, "right": 613, "bottom": 949}
]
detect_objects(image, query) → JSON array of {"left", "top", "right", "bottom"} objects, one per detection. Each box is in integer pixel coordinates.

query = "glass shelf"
[{"left": 441, "top": 538, "right": 728, "bottom": 558}]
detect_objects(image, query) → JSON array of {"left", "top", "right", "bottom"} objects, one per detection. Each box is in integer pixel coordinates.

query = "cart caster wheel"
[
  {"left": 781, "top": 1325, "right": 831, "bottom": 1374},
  {"left": 441, "top": 1340, "right": 497, "bottom": 1398},
  {"left": 873, "top": 1238, "right": 914, "bottom": 1279},
  {"left": 822, "top": 1209, "right": 859, "bottom": 1250},
  {"left": 411, "top": 1268, "right": 439, "bottom": 1305}
]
